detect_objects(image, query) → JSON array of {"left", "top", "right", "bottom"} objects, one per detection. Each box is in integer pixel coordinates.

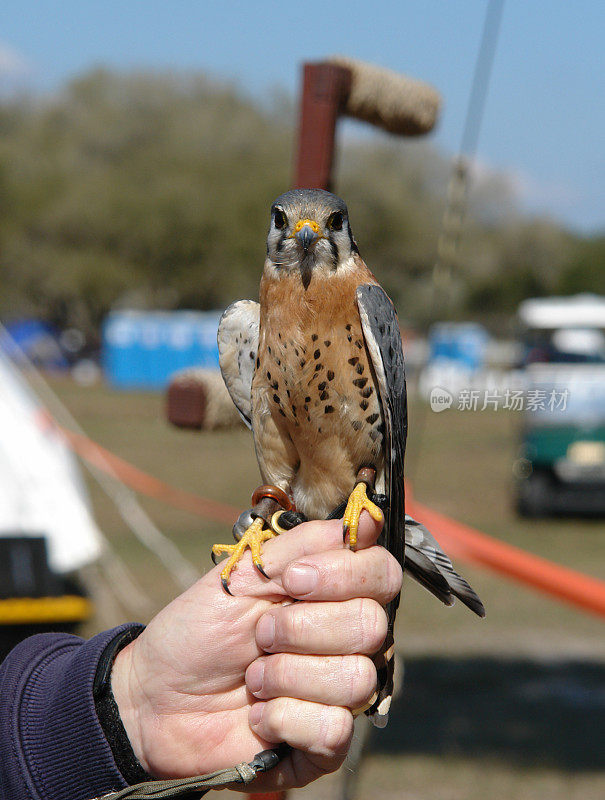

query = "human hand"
[{"left": 111, "top": 513, "right": 402, "bottom": 792}]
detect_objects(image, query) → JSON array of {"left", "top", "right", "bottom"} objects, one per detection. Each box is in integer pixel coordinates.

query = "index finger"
[
  {"left": 281, "top": 544, "right": 402, "bottom": 604},
  {"left": 224, "top": 510, "right": 383, "bottom": 597}
]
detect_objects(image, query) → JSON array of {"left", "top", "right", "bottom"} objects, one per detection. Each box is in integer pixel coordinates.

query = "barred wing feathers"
[
  {"left": 217, "top": 300, "right": 260, "bottom": 429},
  {"left": 357, "top": 284, "right": 407, "bottom": 727}
]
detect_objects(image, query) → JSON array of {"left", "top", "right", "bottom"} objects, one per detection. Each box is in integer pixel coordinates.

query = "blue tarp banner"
[{"left": 103, "top": 310, "right": 222, "bottom": 389}]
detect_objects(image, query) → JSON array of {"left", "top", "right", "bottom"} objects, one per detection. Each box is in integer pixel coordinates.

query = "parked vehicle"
[{"left": 514, "top": 295, "right": 605, "bottom": 517}]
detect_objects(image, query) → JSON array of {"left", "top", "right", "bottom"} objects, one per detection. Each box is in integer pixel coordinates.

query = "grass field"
[{"left": 50, "top": 376, "right": 605, "bottom": 800}]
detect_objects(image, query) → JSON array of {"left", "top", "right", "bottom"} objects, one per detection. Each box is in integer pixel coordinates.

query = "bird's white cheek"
[
  {"left": 264, "top": 260, "right": 281, "bottom": 280},
  {"left": 337, "top": 254, "right": 359, "bottom": 275}
]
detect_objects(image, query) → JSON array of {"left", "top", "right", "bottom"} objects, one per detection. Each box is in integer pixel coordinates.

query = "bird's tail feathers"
[
  {"left": 405, "top": 517, "right": 485, "bottom": 618},
  {"left": 404, "top": 546, "right": 455, "bottom": 606}
]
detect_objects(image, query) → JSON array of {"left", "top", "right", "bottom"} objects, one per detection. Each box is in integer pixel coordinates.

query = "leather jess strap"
[{"left": 94, "top": 745, "right": 290, "bottom": 800}]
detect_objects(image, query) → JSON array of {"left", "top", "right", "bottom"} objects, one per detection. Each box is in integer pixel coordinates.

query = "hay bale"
[
  {"left": 328, "top": 56, "right": 441, "bottom": 136},
  {"left": 166, "top": 368, "right": 243, "bottom": 431}
]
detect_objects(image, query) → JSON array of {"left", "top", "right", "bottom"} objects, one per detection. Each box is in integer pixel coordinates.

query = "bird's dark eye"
[
  {"left": 328, "top": 211, "right": 344, "bottom": 231},
  {"left": 273, "top": 209, "right": 287, "bottom": 230}
]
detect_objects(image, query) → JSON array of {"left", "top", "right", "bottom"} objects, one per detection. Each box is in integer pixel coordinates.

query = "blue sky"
[{"left": 1, "top": 0, "right": 603, "bottom": 233}]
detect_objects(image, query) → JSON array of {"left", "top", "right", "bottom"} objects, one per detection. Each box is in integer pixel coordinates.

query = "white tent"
[{"left": 0, "top": 348, "right": 102, "bottom": 574}]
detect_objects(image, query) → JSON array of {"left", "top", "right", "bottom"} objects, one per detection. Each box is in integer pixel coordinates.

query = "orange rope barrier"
[
  {"left": 60, "top": 427, "right": 238, "bottom": 526},
  {"left": 61, "top": 425, "right": 605, "bottom": 619},
  {"left": 406, "top": 494, "right": 605, "bottom": 619}
]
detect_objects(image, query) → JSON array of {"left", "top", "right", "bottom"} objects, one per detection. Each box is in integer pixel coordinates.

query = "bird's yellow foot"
[
  {"left": 211, "top": 517, "right": 276, "bottom": 594},
  {"left": 342, "top": 482, "right": 383, "bottom": 550}
]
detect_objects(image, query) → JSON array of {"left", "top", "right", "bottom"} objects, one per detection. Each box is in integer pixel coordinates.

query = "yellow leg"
[
  {"left": 342, "top": 482, "right": 383, "bottom": 550},
  {"left": 211, "top": 517, "right": 276, "bottom": 593}
]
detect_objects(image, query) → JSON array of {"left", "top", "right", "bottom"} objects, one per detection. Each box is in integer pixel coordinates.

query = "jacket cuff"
[
  {"left": 10, "top": 623, "right": 144, "bottom": 800},
  {"left": 93, "top": 625, "right": 151, "bottom": 786}
]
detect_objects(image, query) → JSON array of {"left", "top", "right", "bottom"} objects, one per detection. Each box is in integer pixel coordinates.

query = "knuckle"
[
  {"left": 349, "top": 655, "right": 378, "bottom": 704},
  {"left": 277, "top": 605, "right": 307, "bottom": 647},
  {"left": 383, "top": 552, "right": 403, "bottom": 601},
  {"left": 288, "top": 605, "right": 310, "bottom": 645},
  {"left": 278, "top": 696, "right": 294, "bottom": 734},
  {"left": 318, "top": 706, "right": 353, "bottom": 757},
  {"left": 357, "top": 598, "right": 388, "bottom": 653},
  {"left": 342, "top": 656, "right": 360, "bottom": 705},
  {"left": 264, "top": 697, "right": 291, "bottom": 739},
  {"left": 268, "top": 653, "right": 290, "bottom": 693},
  {"left": 341, "top": 552, "right": 357, "bottom": 588},
  {"left": 339, "top": 655, "right": 371, "bottom": 706}
]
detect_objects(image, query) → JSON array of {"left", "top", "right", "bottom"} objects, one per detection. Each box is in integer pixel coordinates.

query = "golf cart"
[{"left": 514, "top": 294, "right": 605, "bottom": 517}]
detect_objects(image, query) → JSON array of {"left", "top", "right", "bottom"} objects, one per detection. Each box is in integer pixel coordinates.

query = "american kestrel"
[{"left": 213, "top": 189, "right": 484, "bottom": 726}]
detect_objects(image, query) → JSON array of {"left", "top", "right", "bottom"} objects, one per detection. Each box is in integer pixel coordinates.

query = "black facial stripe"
[
  {"left": 347, "top": 225, "right": 359, "bottom": 254},
  {"left": 328, "top": 237, "right": 339, "bottom": 267}
]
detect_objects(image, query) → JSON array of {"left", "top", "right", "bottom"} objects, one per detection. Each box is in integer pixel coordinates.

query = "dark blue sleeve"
[{"left": 0, "top": 624, "right": 142, "bottom": 800}]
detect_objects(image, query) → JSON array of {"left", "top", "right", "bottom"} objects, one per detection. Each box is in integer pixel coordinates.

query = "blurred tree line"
[{"left": 1, "top": 69, "right": 603, "bottom": 341}]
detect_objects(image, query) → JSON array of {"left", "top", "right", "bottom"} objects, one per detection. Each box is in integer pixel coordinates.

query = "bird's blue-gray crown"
[{"left": 271, "top": 188, "right": 348, "bottom": 220}]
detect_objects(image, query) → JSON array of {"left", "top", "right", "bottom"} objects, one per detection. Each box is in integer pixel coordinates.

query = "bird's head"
[{"left": 265, "top": 188, "right": 359, "bottom": 289}]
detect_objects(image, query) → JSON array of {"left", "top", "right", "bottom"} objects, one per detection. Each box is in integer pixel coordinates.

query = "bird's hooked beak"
[
  {"left": 293, "top": 219, "right": 321, "bottom": 253},
  {"left": 288, "top": 218, "right": 323, "bottom": 289}
]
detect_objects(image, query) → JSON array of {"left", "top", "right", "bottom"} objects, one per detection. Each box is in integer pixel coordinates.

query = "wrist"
[
  {"left": 110, "top": 639, "right": 152, "bottom": 774},
  {"left": 93, "top": 624, "right": 152, "bottom": 784}
]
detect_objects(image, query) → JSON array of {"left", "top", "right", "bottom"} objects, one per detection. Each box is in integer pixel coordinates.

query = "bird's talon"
[
  {"left": 255, "top": 562, "right": 270, "bottom": 579},
  {"left": 342, "top": 481, "right": 383, "bottom": 550},
  {"left": 211, "top": 517, "right": 275, "bottom": 593}
]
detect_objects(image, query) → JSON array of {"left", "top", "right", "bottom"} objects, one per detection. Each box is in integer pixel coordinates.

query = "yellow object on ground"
[{"left": 0, "top": 595, "right": 93, "bottom": 625}]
